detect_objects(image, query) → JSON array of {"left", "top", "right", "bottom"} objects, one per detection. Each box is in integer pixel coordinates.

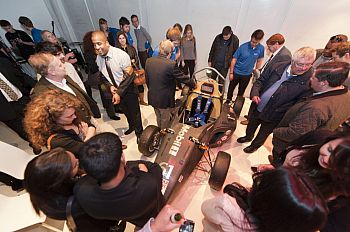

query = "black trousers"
[
  {"left": 227, "top": 73, "right": 252, "bottom": 100},
  {"left": 211, "top": 64, "right": 228, "bottom": 93},
  {"left": 183, "top": 60, "right": 196, "bottom": 78},
  {"left": 3, "top": 96, "right": 30, "bottom": 141},
  {"left": 138, "top": 51, "right": 148, "bottom": 69},
  {"left": 245, "top": 108, "right": 279, "bottom": 148},
  {"left": 119, "top": 91, "right": 143, "bottom": 137}
]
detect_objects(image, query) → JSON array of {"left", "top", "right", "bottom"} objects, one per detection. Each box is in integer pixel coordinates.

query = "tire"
[
  {"left": 233, "top": 95, "right": 245, "bottom": 118},
  {"left": 209, "top": 151, "right": 231, "bottom": 191},
  {"left": 138, "top": 125, "right": 161, "bottom": 157}
]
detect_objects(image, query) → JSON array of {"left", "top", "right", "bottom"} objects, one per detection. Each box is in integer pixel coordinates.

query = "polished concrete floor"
[{"left": 0, "top": 81, "right": 271, "bottom": 231}]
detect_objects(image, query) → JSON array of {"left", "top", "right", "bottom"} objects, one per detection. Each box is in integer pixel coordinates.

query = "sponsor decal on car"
[
  {"left": 159, "top": 162, "right": 174, "bottom": 180},
  {"left": 169, "top": 124, "right": 191, "bottom": 157}
]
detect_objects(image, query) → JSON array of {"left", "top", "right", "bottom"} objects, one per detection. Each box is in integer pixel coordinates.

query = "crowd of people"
[{"left": 0, "top": 13, "right": 350, "bottom": 232}]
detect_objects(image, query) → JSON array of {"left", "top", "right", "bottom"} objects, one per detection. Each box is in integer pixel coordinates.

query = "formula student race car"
[{"left": 138, "top": 67, "right": 244, "bottom": 201}]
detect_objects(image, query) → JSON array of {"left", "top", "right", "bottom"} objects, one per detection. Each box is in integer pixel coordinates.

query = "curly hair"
[{"left": 24, "top": 89, "right": 83, "bottom": 149}]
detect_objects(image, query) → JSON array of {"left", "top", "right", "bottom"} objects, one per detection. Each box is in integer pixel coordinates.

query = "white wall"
[
  {"left": 0, "top": 0, "right": 58, "bottom": 46},
  {"left": 1, "top": 0, "right": 349, "bottom": 68}
]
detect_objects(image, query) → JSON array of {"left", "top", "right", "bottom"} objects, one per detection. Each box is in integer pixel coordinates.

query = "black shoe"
[
  {"left": 237, "top": 136, "right": 253, "bottom": 143},
  {"left": 109, "top": 115, "right": 121, "bottom": 120},
  {"left": 243, "top": 145, "right": 259, "bottom": 153},
  {"left": 124, "top": 128, "right": 135, "bottom": 135}
]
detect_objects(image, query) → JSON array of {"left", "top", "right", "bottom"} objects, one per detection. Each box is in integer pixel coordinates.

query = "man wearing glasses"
[{"left": 237, "top": 47, "right": 316, "bottom": 153}]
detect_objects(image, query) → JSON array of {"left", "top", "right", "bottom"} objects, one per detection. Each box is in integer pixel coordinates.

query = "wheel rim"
[{"left": 148, "top": 132, "right": 160, "bottom": 152}]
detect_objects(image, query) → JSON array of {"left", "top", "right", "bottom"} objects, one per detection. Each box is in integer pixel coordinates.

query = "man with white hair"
[
  {"left": 237, "top": 47, "right": 316, "bottom": 153},
  {"left": 145, "top": 39, "right": 196, "bottom": 129}
]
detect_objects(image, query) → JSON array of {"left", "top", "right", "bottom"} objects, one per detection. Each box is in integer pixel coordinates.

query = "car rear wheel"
[
  {"left": 208, "top": 151, "right": 231, "bottom": 191},
  {"left": 138, "top": 125, "right": 161, "bottom": 157}
]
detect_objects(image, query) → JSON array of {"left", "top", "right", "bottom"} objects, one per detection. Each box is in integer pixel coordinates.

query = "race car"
[{"left": 138, "top": 67, "right": 243, "bottom": 201}]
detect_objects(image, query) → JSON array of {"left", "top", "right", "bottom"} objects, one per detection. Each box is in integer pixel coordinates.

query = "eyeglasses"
[{"left": 294, "top": 62, "right": 313, "bottom": 68}]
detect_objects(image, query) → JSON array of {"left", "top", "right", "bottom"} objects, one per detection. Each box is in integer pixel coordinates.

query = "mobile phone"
[{"left": 179, "top": 220, "right": 195, "bottom": 232}]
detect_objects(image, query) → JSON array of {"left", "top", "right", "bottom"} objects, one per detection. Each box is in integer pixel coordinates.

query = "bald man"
[{"left": 92, "top": 30, "right": 143, "bottom": 139}]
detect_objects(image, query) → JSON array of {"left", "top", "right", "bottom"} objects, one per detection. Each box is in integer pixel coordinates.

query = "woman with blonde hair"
[
  {"left": 24, "top": 89, "right": 96, "bottom": 156},
  {"left": 180, "top": 24, "right": 197, "bottom": 78}
]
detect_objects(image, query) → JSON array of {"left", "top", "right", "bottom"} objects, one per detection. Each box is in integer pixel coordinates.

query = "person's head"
[
  {"left": 29, "top": 52, "right": 65, "bottom": 79},
  {"left": 287, "top": 130, "right": 350, "bottom": 199},
  {"left": 119, "top": 16, "right": 130, "bottom": 33},
  {"left": 266, "top": 33, "right": 285, "bottom": 53},
  {"left": 166, "top": 27, "right": 181, "bottom": 48},
  {"left": 79, "top": 133, "right": 123, "bottom": 183},
  {"left": 98, "top": 18, "right": 108, "bottom": 31},
  {"left": 159, "top": 39, "right": 174, "bottom": 58},
  {"left": 41, "top": 30, "right": 58, "bottom": 44},
  {"left": 290, "top": 46, "right": 316, "bottom": 75},
  {"left": 222, "top": 26, "right": 232, "bottom": 41},
  {"left": 249, "top": 167, "right": 327, "bottom": 232},
  {"left": 173, "top": 23, "right": 183, "bottom": 34},
  {"left": 35, "top": 41, "right": 65, "bottom": 63},
  {"left": 24, "top": 89, "right": 83, "bottom": 149},
  {"left": 91, "top": 30, "right": 110, "bottom": 56},
  {"left": 82, "top": 31, "right": 95, "bottom": 55},
  {"left": 115, "top": 31, "right": 129, "bottom": 49},
  {"left": 310, "top": 61, "right": 349, "bottom": 91},
  {"left": 332, "top": 41, "right": 350, "bottom": 63},
  {"left": 325, "top": 34, "right": 348, "bottom": 50},
  {"left": 0, "top": 19, "right": 14, "bottom": 33},
  {"left": 250, "top": 29, "right": 264, "bottom": 48},
  {"left": 183, "top": 24, "right": 193, "bottom": 40},
  {"left": 24, "top": 147, "right": 78, "bottom": 215},
  {"left": 18, "top": 16, "right": 34, "bottom": 30},
  {"left": 131, "top": 14, "right": 139, "bottom": 28}
]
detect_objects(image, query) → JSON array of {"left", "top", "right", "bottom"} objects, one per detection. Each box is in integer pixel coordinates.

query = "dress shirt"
[
  {"left": 95, "top": 46, "right": 131, "bottom": 86},
  {"left": 46, "top": 77, "right": 76, "bottom": 96}
]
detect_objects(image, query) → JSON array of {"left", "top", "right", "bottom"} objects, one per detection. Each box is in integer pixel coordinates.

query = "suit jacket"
[
  {"left": 251, "top": 61, "right": 312, "bottom": 122},
  {"left": 0, "top": 57, "right": 36, "bottom": 121},
  {"left": 145, "top": 56, "right": 196, "bottom": 109},
  {"left": 32, "top": 75, "right": 101, "bottom": 119},
  {"left": 262, "top": 46, "right": 292, "bottom": 75}
]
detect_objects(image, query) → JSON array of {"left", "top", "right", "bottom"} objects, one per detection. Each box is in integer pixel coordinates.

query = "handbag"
[{"left": 132, "top": 61, "right": 146, "bottom": 86}]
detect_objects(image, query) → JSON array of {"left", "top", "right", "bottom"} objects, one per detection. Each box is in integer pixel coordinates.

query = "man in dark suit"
[
  {"left": 241, "top": 33, "right": 292, "bottom": 125},
  {"left": 145, "top": 39, "right": 196, "bottom": 129},
  {"left": 0, "top": 57, "right": 36, "bottom": 143},
  {"left": 28, "top": 52, "right": 101, "bottom": 121},
  {"left": 237, "top": 47, "right": 316, "bottom": 153}
]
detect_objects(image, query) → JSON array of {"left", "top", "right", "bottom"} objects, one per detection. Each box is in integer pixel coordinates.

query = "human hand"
[
  {"left": 229, "top": 73, "right": 234, "bottom": 81},
  {"left": 257, "top": 164, "right": 275, "bottom": 172},
  {"left": 150, "top": 205, "right": 184, "bottom": 232},
  {"left": 138, "top": 163, "right": 148, "bottom": 172},
  {"left": 112, "top": 92, "right": 121, "bottom": 104},
  {"left": 252, "top": 96, "right": 261, "bottom": 104},
  {"left": 79, "top": 122, "right": 89, "bottom": 135}
]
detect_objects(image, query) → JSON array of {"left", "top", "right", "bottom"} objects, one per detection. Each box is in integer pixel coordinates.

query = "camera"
[{"left": 179, "top": 220, "right": 195, "bottom": 232}]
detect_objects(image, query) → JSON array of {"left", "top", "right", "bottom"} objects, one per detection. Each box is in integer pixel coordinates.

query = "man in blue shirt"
[
  {"left": 118, "top": 17, "right": 134, "bottom": 48},
  {"left": 18, "top": 16, "right": 42, "bottom": 44},
  {"left": 227, "top": 29, "right": 265, "bottom": 102}
]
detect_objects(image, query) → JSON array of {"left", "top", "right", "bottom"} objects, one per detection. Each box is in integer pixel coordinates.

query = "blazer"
[
  {"left": 145, "top": 56, "right": 196, "bottom": 109},
  {"left": 0, "top": 57, "right": 36, "bottom": 121},
  {"left": 262, "top": 46, "right": 292, "bottom": 75},
  {"left": 32, "top": 75, "right": 101, "bottom": 119}
]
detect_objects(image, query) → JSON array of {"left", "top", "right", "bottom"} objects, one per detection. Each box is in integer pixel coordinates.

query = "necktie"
[
  {"left": 104, "top": 56, "right": 118, "bottom": 87},
  {"left": 260, "top": 54, "right": 274, "bottom": 72},
  {"left": 0, "top": 79, "right": 18, "bottom": 101}
]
